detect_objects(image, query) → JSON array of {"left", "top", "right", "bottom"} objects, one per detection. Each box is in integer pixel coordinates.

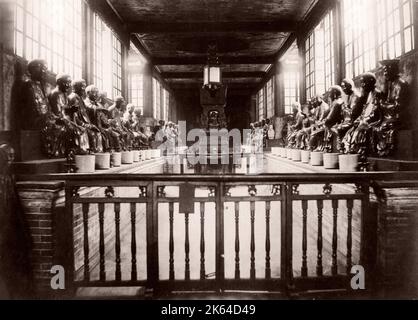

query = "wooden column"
[
  {"left": 0, "top": 0, "right": 15, "bottom": 53},
  {"left": 274, "top": 62, "right": 285, "bottom": 117},
  {"left": 334, "top": 0, "right": 344, "bottom": 84},
  {"left": 0, "top": 1, "right": 16, "bottom": 132},
  {"left": 297, "top": 36, "right": 307, "bottom": 104},
  {"left": 252, "top": 94, "right": 258, "bottom": 123},
  {"left": 169, "top": 92, "right": 177, "bottom": 122},
  {"left": 142, "top": 63, "right": 153, "bottom": 117},
  {"left": 82, "top": 2, "right": 94, "bottom": 84},
  {"left": 121, "top": 43, "right": 129, "bottom": 100}
]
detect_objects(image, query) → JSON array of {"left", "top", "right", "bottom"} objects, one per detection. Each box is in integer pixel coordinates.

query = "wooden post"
[
  {"left": 142, "top": 63, "right": 153, "bottom": 117},
  {"left": 216, "top": 182, "right": 225, "bottom": 292}
]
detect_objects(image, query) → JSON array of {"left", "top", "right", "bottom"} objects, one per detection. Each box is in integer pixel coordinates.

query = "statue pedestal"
[
  {"left": 12, "top": 158, "right": 67, "bottom": 174},
  {"left": 19, "top": 130, "right": 42, "bottom": 161}
]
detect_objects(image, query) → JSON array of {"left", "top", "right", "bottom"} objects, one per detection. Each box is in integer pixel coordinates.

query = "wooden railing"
[{"left": 19, "top": 172, "right": 418, "bottom": 296}]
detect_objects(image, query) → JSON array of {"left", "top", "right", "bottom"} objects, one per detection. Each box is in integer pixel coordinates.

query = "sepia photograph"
[{"left": 0, "top": 0, "right": 417, "bottom": 307}]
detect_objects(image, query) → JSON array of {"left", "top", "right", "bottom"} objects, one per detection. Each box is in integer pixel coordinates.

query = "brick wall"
[
  {"left": 376, "top": 186, "right": 418, "bottom": 298},
  {"left": 17, "top": 182, "right": 148, "bottom": 297},
  {"left": 17, "top": 181, "right": 63, "bottom": 296}
]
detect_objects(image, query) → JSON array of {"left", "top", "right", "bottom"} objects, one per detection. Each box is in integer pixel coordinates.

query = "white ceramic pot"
[
  {"left": 132, "top": 150, "right": 140, "bottom": 162},
  {"left": 152, "top": 149, "right": 161, "bottom": 158},
  {"left": 95, "top": 153, "right": 110, "bottom": 170},
  {"left": 111, "top": 152, "right": 122, "bottom": 167},
  {"left": 323, "top": 153, "right": 340, "bottom": 169},
  {"left": 301, "top": 150, "right": 310, "bottom": 164},
  {"left": 339, "top": 154, "right": 360, "bottom": 172},
  {"left": 291, "top": 149, "right": 302, "bottom": 162},
  {"left": 279, "top": 148, "right": 286, "bottom": 158},
  {"left": 311, "top": 151, "right": 324, "bottom": 166},
  {"left": 75, "top": 154, "right": 95, "bottom": 173},
  {"left": 139, "top": 150, "right": 145, "bottom": 161},
  {"left": 121, "top": 151, "right": 133, "bottom": 164},
  {"left": 142, "top": 149, "right": 150, "bottom": 160},
  {"left": 286, "top": 148, "right": 293, "bottom": 159}
]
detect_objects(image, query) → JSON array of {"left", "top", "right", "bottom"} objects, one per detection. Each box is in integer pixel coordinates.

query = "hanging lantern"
[{"left": 203, "top": 44, "right": 222, "bottom": 91}]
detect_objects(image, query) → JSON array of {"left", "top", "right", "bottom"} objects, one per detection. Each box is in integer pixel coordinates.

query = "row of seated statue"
[
  {"left": 286, "top": 59, "right": 408, "bottom": 162},
  {"left": 248, "top": 119, "right": 274, "bottom": 152},
  {"left": 18, "top": 59, "right": 151, "bottom": 158}
]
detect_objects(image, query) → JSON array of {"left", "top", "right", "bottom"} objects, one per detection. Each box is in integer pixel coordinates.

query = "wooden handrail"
[{"left": 17, "top": 171, "right": 418, "bottom": 184}]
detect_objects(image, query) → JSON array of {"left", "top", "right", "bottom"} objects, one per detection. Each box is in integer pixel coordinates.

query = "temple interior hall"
[{"left": 0, "top": 0, "right": 418, "bottom": 300}]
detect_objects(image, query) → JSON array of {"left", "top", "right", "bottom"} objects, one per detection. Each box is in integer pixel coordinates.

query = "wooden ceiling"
[{"left": 107, "top": 0, "right": 319, "bottom": 91}]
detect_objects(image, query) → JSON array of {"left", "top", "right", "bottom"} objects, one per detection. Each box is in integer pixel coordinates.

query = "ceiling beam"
[
  {"left": 154, "top": 56, "right": 274, "bottom": 65},
  {"left": 267, "top": 0, "right": 335, "bottom": 67},
  {"left": 161, "top": 71, "right": 266, "bottom": 79},
  {"left": 169, "top": 83, "right": 258, "bottom": 89},
  {"left": 130, "top": 34, "right": 154, "bottom": 63},
  {"left": 127, "top": 21, "right": 297, "bottom": 33},
  {"left": 86, "top": 0, "right": 130, "bottom": 45},
  {"left": 297, "top": 0, "right": 336, "bottom": 38}
]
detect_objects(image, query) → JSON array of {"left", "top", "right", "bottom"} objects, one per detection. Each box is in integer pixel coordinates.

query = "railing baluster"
[
  {"left": 130, "top": 203, "right": 137, "bottom": 281},
  {"left": 346, "top": 199, "right": 354, "bottom": 275},
  {"left": 301, "top": 200, "right": 308, "bottom": 277},
  {"left": 265, "top": 201, "right": 271, "bottom": 279},
  {"left": 185, "top": 212, "right": 190, "bottom": 281},
  {"left": 98, "top": 203, "right": 106, "bottom": 281},
  {"left": 200, "top": 202, "right": 206, "bottom": 280},
  {"left": 82, "top": 203, "right": 90, "bottom": 282},
  {"left": 234, "top": 201, "right": 240, "bottom": 280},
  {"left": 316, "top": 200, "right": 323, "bottom": 277},
  {"left": 250, "top": 201, "right": 256, "bottom": 280},
  {"left": 169, "top": 202, "right": 175, "bottom": 281},
  {"left": 332, "top": 199, "right": 339, "bottom": 276},
  {"left": 115, "top": 203, "right": 121, "bottom": 282}
]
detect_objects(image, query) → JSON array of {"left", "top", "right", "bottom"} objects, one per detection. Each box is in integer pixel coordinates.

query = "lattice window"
[
  {"left": 344, "top": 0, "right": 414, "bottom": 78},
  {"left": 377, "top": 0, "right": 415, "bottom": 60},
  {"left": 257, "top": 87, "right": 265, "bottom": 121},
  {"left": 153, "top": 78, "right": 161, "bottom": 120},
  {"left": 130, "top": 73, "right": 143, "bottom": 109},
  {"left": 305, "top": 32, "right": 315, "bottom": 99},
  {"left": 163, "top": 88, "right": 169, "bottom": 121},
  {"left": 13, "top": 0, "right": 82, "bottom": 79},
  {"left": 284, "top": 71, "right": 300, "bottom": 115},
  {"left": 112, "top": 36, "right": 123, "bottom": 98}
]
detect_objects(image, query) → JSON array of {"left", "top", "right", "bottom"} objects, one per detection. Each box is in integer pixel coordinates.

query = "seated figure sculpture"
[
  {"left": 296, "top": 102, "right": 312, "bottom": 150},
  {"left": 308, "top": 95, "right": 330, "bottom": 151},
  {"left": 286, "top": 102, "right": 304, "bottom": 148},
  {"left": 342, "top": 73, "right": 384, "bottom": 160},
  {"left": 332, "top": 79, "right": 361, "bottom": 153},
  {"left": 48, "top": 74, "right": 89, "bottom": 155},
  {"left": 68, "top": 80, "right": 102, "bottom": 153},
  {"left": 322, "top": 86, "right": 345, "bottom": 153},
  {"left": 123, "top": 104, "right": 140, "bottom": 149},
  {"left": 19, "top": 59, "right": 68, "bottom": 157},
  {"left": 374, "top": 59, "right": 408, "bottom": 156},
  {"left": 296, "top": 103, "right": 315, "bottom": 150},
  {"left": 83, "top": 85, "right": 121, "bottom": 152},
  {"left": 108, "top": 96, "right": 134, "bottom": 150}
]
